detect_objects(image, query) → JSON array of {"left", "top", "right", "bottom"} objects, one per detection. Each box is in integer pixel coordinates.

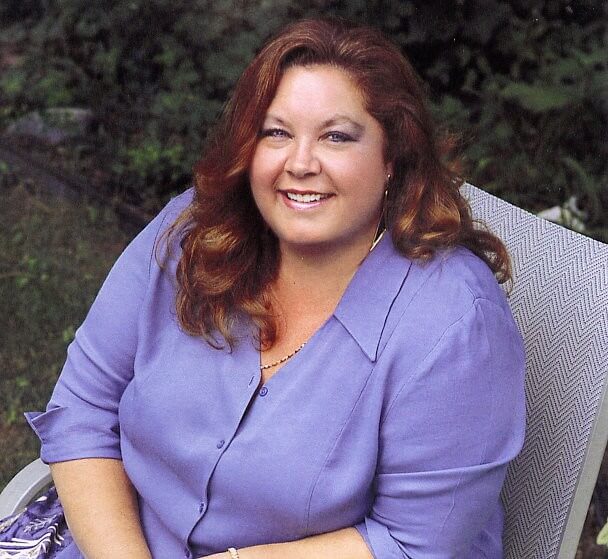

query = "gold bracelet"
[{"left": 227, "top": 548, "right": 240, "bottom": 559}]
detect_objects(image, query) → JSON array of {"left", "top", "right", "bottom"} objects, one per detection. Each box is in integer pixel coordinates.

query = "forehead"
[{"left": 266, "top": 64, "right": 368, "bottom": 118}]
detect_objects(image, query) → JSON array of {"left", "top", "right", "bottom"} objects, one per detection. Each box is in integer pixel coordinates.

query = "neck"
[{"left": 273, "top": 236, "right": 374, "bottom": 319}]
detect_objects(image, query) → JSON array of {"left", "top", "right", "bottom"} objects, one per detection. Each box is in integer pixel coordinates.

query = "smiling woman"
[{"left": 7, "top": 17, "right": 526, "bottom": 559}]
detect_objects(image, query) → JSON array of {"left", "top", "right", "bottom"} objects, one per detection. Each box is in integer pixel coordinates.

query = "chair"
[
  {"left": 462, "top": 183, "right": 608, "bottom": 558},
  {"left": 0, "top": 458, "right": 51, "bottom": 518},
  {"left": 1, "top": 184, "right": 607, "bottom": 558}
]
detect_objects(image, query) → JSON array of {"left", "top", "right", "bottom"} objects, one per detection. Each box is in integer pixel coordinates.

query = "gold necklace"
[{"left": 260, "top": 342, "right": 306, "bottom": 370}]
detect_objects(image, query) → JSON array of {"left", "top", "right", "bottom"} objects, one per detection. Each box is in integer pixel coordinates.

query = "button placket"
[{"left": 186, "top": 364, "right": 259, "bottom": 552}]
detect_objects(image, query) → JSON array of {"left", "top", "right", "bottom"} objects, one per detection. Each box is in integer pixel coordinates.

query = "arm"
[
  {"left": 203, "top": 528, "right": 372, "bottom": 559},
  {"left": 352, "top": 297, "right": 526, "bottom": 558},
  {"left": 51, "top": 459, "right": 152, "bottom": 559}
]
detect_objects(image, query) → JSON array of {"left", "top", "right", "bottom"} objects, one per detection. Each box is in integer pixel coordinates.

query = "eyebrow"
[{"left": 264, "top": 114, "right": 365, "bottom": 134}]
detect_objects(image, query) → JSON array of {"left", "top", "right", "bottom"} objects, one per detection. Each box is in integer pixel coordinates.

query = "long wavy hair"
[{"left": 164, "top": 18, "right": 511, "bottom": 350}]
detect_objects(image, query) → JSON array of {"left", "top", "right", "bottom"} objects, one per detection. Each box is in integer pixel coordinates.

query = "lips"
[
  {"left": 286, "top": 192, "right": 330, "bottom": 203},
  {"left": 279, "top": 190, "right": 334, "bottom": 205}
]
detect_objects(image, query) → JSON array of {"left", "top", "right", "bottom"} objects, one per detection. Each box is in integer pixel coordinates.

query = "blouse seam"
[
  {"left": 380, "top": 297, "right": 473, "bottom": 426},
  {"left": 471, "top": 540, "right": 490, "bottom": 558},
  {"left": 304, "top": 358, "right": 379, "bottom": 534},
  {"left": 375, "top": 251, "right": 473, "bottom": 360},
  {"left": 380, "top": 296, "right": 501, "bottom": 427},
  {"left": 132, "top": 194, "right": 185, "bottom": 381},
  {"left": 476, "top": 301, "right": 498, "bottom": 464},
  {"left": 376, "top": 256, "right": 441, "bottom": 357},
  {"left": 437, "top": 469, "right": 465, "bottom": 539}
]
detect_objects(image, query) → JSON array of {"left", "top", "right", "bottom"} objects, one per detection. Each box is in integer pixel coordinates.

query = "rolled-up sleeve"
[
  {"left": 25, "top": 196, "right": 182, "bottom": 464},
  {"left": 355, "top": 297, "right": 526, "bottom": 558}
]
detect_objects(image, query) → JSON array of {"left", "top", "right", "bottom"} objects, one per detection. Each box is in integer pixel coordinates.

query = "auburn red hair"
[{"left": 164, "top": 18, "right": 511, "bottom": 349}]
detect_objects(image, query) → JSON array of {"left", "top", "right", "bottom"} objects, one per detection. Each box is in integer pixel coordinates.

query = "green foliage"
[
  {"left": 499, "top": 83, "right": 572, "bottom": 112},
  {"left": 0, "top": 0, "right": 606, "bottom": 238},
  {"left": 1, "top": 0, "right": 312, "bottom": 205},
  {"left": 31, "top": 70, "right": 75, "bottom": 107},
  {"left": 598, "top": 518, "right": 608, "bottom": 546},
  {"left": 0, "top": 68, "right": 27, "bottom": 100},
  {"left": 403, "top": 0, "right": 607, "bottom": 240}
]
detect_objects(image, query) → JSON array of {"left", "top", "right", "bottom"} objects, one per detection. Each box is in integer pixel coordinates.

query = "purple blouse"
[{"left": 26, "top": 188, "right": 526, "bottom": 559}]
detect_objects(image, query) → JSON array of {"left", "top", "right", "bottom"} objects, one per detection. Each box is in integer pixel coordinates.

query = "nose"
[{"left": 284, "top": 139, "right": 321, "bottom": 178}]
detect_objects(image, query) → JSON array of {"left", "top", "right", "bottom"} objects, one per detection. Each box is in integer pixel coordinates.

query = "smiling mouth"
[{"left": 284, "top": 191, "right": 332, "bottom": 203}]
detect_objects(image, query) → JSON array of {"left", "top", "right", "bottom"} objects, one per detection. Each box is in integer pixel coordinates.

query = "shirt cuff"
[{"left": 25, "top": 407, "right": 122, "bottom": 464}]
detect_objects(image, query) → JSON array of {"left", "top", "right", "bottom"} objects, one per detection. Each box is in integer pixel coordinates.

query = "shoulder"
[
  {"left": 341, "top": 237, "right": 516, "bottom": 363},
  {"left": 105, "top": 187, "right": 195, "bottom": 283},
  {"left": 167, "top": 186, "right": 195, "bottom": 213},
  {"left": 406, "top": 244, "right": 509, "bottom": 318},
  {"left": 377, "top": 245, "right": 525, "bottom": 417},
  {"left": 157, "top": 186, "right": 195, "bottom": 231},
  {"left": 149, "top": 187, "right": 195, "bottom": 256},
  {"left": 378, "top": 243, "right": 519, "bottom": 362},
  {"left": 130, "top": 186, "right": 195, "bottom": 247}
]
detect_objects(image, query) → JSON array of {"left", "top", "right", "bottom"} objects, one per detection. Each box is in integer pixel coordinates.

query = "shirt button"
[
  {"left": 216, "top": 439, "right": 225, "bottom": 449},
  {"left": 199, "top": 501, "right": 206, "bottom": 513},
  {"left": 259, "top": 386, "right": 268, "bottom": 397}
]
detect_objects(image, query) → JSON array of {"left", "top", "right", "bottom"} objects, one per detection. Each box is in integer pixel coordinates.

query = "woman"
[{"left": 14, "top": 18, "right": 525, "bottom": 559}]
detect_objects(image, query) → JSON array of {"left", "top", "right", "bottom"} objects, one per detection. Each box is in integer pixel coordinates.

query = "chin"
[
  {"left": 282, "top": 237, "right": 328, "bottom": 250},
  {"left": 279, "top": 234, "right": 361, "bottom": 255}
]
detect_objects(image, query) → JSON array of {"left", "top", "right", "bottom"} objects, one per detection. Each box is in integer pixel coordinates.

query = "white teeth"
[{"left": 285, "top": 192, "right": 328, "bottom": 203}]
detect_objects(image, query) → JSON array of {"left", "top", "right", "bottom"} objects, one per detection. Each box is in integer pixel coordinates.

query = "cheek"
[
  {"left": 249, "top": 161, "right": 278, "bottom": 218},
  {"left": 250, "top": 152, "right": 282, "bottom": 194},
  {"left": 335, "top": 156, "right": 386, "bottom": 197},
  {"left": 349, "top": 163, "right": 389, "bottom": 215}
]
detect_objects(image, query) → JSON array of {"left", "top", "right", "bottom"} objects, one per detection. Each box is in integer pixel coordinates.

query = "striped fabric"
[{"left": 463, "top": 183, "right": 608, "bottom": 559}]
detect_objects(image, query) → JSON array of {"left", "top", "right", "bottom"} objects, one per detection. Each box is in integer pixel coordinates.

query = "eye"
[
  {"left": 260, "top": 127, "right": 290, "bottom": 140},
  {"left": 325, "top": 131, "right": 355, "bottom": 143}
]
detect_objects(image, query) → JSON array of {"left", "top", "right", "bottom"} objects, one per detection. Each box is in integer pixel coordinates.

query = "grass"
[{"left": 0, "top": 174, "right": 134, "bottom": 489}]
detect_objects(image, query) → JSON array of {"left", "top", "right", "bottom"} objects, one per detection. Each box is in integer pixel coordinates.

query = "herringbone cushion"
[{"left": 463, "top": 183, "right": 608, "bottom": 559}]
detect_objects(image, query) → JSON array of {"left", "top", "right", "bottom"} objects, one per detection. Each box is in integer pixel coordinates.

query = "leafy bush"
[
  {"left": 420, "top": 1, "right": 608, "bottom": 240},
  {"left": 0, "top": 0, "right": 606, "bottom": 238}
]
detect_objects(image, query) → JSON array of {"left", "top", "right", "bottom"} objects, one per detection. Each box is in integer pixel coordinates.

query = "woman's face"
[{"left": 249, "top": 64, "right": 392, "bottom": 256}]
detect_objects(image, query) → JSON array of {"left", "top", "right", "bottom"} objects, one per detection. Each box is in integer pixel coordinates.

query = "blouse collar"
[{"left": 333, "top": 233, "right": 412, "bottom": 362}]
